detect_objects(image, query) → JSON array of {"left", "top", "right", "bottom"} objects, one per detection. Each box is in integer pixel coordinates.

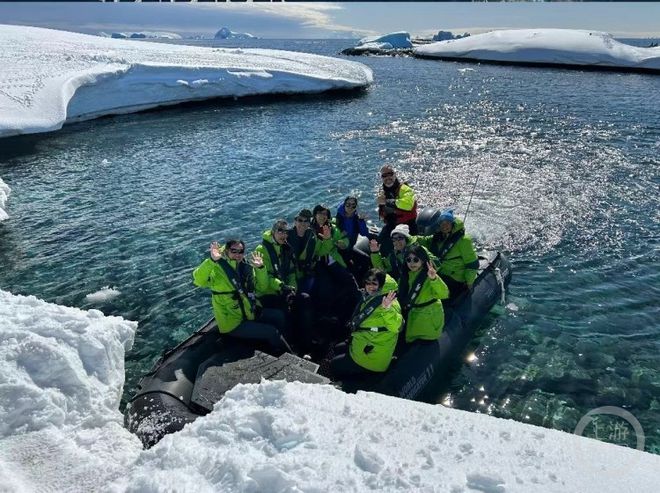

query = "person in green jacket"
[
  {"left": 254, "top": 219, "right": 297, "bottom": 310},
  {"left": 312, "top": 204, "right": 350, "bottom": 268},
  {"left": 287, "top": 208, "right": 333, "bottom": 293},
  {"left": 414, "top": 209, "right": 479, "bottom": 299},
  {"left": 286, "top": 208, "right": 335, "bottom": 350},
  {"left": 330, "top": 268, "right": 402, "bottom": 377},
  {"left": 369, "top": 223, "right": 415, "bottom": 281},
  {"left": 192, "top": 239, "right": 292, "bottom": 352},
  {"left": 398, "top": 244, "right": 450, "bottom": 343}
]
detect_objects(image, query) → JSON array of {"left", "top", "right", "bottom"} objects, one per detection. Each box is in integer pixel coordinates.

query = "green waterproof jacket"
[
  {"left": 415, "top": 218, "right": 479, "bottom": 285},
  {"left": 349, "top": 275, "right": 402, "bottom": 372},
  {"left": 254, "top": 230, "right": 297, "bottom": 296},
  {"left": 322, "top": 222, "right": 349, "bottom": 268},
  {"left": 192, "top": 255, "right": 268, "bottom": 333},
  {"left": 370, "top": 238, "right": 434, "bottom": 280},
  {"left": 399, "top": 271, "right": 449, "bottom": 343}
]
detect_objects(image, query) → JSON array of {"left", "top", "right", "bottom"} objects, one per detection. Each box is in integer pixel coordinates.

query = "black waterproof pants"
[
  {"left": 227, "top": 308, "right": 292, "bottom": 353},
  {"left": 329, "top": 342, "right": 371, "bottom": 378}
]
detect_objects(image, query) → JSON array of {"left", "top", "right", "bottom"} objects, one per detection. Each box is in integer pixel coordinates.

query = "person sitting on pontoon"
[
  {"left": 193, "top": 239, "right": 291, "bottom": 352},
  {"left": 414, "top": 209, "right": 479, "bottom": 300},
  {"left": 254, "top": 219, "right": 297, "bottom": 310},
  {"left": 330, "top": 268, "right": 402, "bottom": 378},
  {"left": 398, "top": 244, "right": 449, "bottom": 344}
]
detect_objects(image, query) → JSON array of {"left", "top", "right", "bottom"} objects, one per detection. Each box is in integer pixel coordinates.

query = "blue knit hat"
[{"left": 438, "top": 209, "right": 455, "bottom": 223}]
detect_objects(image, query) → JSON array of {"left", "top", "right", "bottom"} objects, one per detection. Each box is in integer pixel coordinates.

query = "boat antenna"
[{"left": 463, "top": 173, "right": 479, "bottom": 227}]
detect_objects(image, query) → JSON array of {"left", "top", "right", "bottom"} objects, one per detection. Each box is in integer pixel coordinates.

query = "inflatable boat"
[{"left": 125, "top": 212, "right": 512, "bottom": 448}]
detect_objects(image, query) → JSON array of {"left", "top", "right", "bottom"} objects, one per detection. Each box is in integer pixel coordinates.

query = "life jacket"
[
  {"left": 261, "top": 238, "right": 292, "bottom": 282},
  {"left": 211, "top": 258, "right": 255, "bottom": 321},
  {"left": 387, "top": 250, "right": 404, "bottom": 280},
  {"left": 430, "top": 229, "right": 465, "bottom": 262},
  {"left": 398, "top": 268, "right": 437, "bottom": 319},
  {"left": 348, "top": 293, "right": 387, "bottom": 333},
  {"left": 288, "top": 228, "right": 317, "bottom": 275},
  {"left": 379, "top": 180, "right": 418, "bottom": 225}
]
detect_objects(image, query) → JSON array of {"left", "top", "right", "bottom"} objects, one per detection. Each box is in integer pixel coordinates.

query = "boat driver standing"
[{"left": 377, "top": 165, "right": 418, "bottom": 254}]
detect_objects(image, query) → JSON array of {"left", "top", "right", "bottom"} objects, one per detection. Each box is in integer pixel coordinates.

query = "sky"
[{"left": 0, "top": 2, "right": 659, "bottom": 39}]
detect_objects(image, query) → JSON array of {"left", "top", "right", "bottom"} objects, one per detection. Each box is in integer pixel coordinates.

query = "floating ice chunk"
[{"left": 85, "top": 287, "right": 121, "bottom": 303}]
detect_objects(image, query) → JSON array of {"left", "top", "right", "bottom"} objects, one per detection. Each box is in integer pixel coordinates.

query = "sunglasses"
[
  {"left": 229, "top": 248, "right": 245, "bottom": 254},
  {"left": 364, "top": 279, "right": 379, "bottom": 286},
  {"left": 392, "top": 235, "right": 406, "bottom": 241},
  {"left": 275, "top": 228, "right": 288, "bottom": 234},
  {"left": 345, "top": 202, "right": 357, "bottom": 208},
  {"left": 381, "top": 172, "right": 394, "bottom": 178},
  {"left": 296, "top": 218, "right": 310, "bottom": 223},
  {"left": 405, "top": 256, "right": 421, "bottom": 264}
]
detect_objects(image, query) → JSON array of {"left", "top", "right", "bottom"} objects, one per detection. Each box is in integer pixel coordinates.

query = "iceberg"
[
  {"left": 415, "top": 28, "right": 660, "bottom": 73},
  {"left": 0, "top": 24, "right": 373, "bottom": 139},
  {"left": 1, "top": 288, "right": 659, "bottom": 491},
  {"left": 108, "top": 31, "right": 183, "bottom": 40},
  {"left": 357, "top": 31, "right": 413, "bottom": 49},
  {"left": 214, "top": 27, "right": 255, "bottom": 40},
  {"left": 343, "top": 31, "right": 414, "bottom": 56},
  {"left": 432, "top": 30, "right": 470, "bottom": 42}
]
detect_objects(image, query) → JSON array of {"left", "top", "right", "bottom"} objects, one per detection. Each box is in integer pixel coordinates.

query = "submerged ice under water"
[{"left": 0, "top": 39, "right": 658, "bottom": 452}]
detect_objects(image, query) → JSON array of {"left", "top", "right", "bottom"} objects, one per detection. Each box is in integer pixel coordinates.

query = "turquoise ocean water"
[{"left": 0, "top": 38, "right": 658, "bottom": 452}]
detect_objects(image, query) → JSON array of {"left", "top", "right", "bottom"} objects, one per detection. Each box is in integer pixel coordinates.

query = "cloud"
[{"left": 192, "top": 3, "right": 365, "bottom": 37}]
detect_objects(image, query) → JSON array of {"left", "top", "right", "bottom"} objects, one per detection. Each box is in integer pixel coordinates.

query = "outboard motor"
[{"left": 416, "top": 207, "right": 444, "bottom": 236}]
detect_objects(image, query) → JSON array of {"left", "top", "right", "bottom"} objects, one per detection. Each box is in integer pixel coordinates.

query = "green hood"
[
  {"left": 262, "top": 229, "right": 276, "bottom": 245},
  {"left": 380, "top": 274, "right": 399, "bottom": 294},
  {"left": 451, "top": 218, "right": 466, "bottom": 234}
]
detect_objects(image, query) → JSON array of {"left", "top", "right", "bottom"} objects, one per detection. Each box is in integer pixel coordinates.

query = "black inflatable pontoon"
[{"left": 125, "top": 211, "right": 512, "bottom": 448}]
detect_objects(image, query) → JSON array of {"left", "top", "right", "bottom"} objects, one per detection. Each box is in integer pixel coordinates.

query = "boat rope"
[{"left": 494, "top": 266, "right": 506, "bottom": 305}]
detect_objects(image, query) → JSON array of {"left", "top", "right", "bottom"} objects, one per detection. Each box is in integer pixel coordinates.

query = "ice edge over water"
[
  {"left": 1, "top": 289, "right": 659, "bottom": 492},
  {"left": 415, "top": 29, "right": 660, "bottom": 71},
  {"left": 0, "top": 24, "right": 373, "bottom": 139}
]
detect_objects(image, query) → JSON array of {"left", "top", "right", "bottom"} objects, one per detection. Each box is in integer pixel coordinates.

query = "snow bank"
[
  {"left": 1, "top": 289, "right": 658, "bottom": 492},
  {"left": 357, "top": 31, "right": 413, "bottom": 50},
  {"left": 0, "top": 290, "right": 141, "bottom": 491},
  {"left": 0, "top": 177, "right": 9, "bottom": 222},
  {"left": 116, "top": 381, "right": 660, "bottom": 492},
  {"left": 415, "top": 29, "right": 660, "bottom": 72},
  {"left": 0, "top": 24, "right": 373, "bottom": 139}
]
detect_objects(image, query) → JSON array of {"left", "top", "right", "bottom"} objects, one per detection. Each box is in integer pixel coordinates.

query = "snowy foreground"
[
  {"left": 0, "top": 24, "right": 372, "bottom": 139},
  {"left": 415, "top": 29, "right": 660, "bottom": 72},
  {"left": 1, "top": 290, "right": 659, "bottom": 492}
]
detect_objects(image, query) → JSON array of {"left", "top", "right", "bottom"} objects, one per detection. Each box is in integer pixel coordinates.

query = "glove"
[{"left": 281, "top": 285, "right": 296, "bottom": 297}]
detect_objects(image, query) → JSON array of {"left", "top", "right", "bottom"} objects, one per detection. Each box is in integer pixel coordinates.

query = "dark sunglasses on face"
[
  {"left": 381, "top": 172, "right": 394, "bottom": 178},
  {"left": 229, "top": 248, "right": 245, "bottom": 254},
  {"left": 345, "top": 202, "right": 357, "bottom": 208},
  {"left": 296, "top": 218, "right": 310, "bottom": 223},
  {"left": 392, "top": 235, "right": 406, "bottom": 241},
  {"left": 364, "top": 279, "right": 379, "bottom": 286},
  {"left": 405, "top": 256, "right": 421, "bottom": 264},
  {"left": 275, "top": 228, "right": 288, "bottom": 234}
]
